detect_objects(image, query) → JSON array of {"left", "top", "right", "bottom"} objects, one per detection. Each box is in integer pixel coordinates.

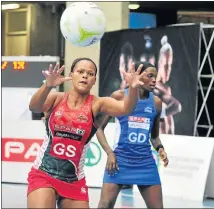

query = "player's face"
[
  {"left": 158, "top": 51, "right": 173, "bottom": 82},
  {"left": 139, "top": 67, "right": 157, "bottom": 91},
  {"left": 71, "top": 60, "right": 96, "bottom": 93}
]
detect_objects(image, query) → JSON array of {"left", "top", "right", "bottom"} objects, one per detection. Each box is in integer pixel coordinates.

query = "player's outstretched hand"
[
  {"left": 120, "top": 62, "right": 145, "bottom": 89},
  {"left": 42, "top": 63, "right": 72, "bottom": 87}
]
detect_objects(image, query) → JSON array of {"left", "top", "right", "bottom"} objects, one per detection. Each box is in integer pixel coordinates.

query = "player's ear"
[
  {"left": 93, "top": 77, "right": 96, "bottom": 85},
  {"left": 69, "top": 72, "right": 73, "bottom": 80}
]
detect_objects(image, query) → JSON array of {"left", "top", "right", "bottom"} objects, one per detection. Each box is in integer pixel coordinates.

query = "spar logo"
[
  {"left": 2, "top": 138, "right": 42, "bottom": 162},
  {"left": 84, "top": 142, "right": 102, "bottom": 167}
]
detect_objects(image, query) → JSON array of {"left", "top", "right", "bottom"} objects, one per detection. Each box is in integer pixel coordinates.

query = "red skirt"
[{"left": 27, "top": 167, "right": 89, "bottom": 201}]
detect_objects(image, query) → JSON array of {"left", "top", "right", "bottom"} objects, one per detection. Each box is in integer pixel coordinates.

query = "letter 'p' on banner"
[{"left": 2, "top": 138, "right": 43, "bottom": 162}]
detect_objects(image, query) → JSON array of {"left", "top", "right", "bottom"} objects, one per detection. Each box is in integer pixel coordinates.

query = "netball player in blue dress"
[{"left": 97, "top": 62, "right": 169, "bottom": 209}]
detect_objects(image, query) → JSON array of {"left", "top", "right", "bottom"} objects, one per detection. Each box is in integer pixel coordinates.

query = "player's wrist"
[
  {"left": 156, "top": 144, "right": 164, "bottom": 152},
  {"left": 45, "top": 81, "right": 54, "bottom": 89},
  {"left": 106, "top": 150, "right": 114, "bottom": 156}
]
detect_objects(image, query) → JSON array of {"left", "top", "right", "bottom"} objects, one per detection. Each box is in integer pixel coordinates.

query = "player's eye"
[{"left": 88, "top": 72, "right": 94, "bottom": 76}]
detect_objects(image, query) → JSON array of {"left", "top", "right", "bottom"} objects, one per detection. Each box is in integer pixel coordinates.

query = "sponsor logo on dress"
[
  {"left": 81, "top": 187, "right": 86, "bottom": 194},
  {"left": 54, "top": 130, "right": 82, "bottom": 141},
  {"left": 77, "top": 114, "right": 88, "bottom": 123},
  {"left": 129, "top": 116, "right": 150, "bottom": 123},
  {"left": 54, "top": 125, "right": 85, "bottom": 136},
  {"left": 54, "top": 111, "right": 62, "bottom": 117},
  {"left": 144, "top": 107, "right": 152, "bottom": 113}
]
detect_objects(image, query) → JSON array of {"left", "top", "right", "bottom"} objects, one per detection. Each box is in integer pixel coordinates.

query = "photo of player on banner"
[
  {"left": 99, "top": 25, "right": 200, "bottom": 136},
  {"left": 118, "top": 36, "right": 181, "bottom": 135}
]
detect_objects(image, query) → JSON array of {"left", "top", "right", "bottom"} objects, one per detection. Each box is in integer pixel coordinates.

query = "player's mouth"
[
  {"left": 150, "top": 85, "right": 156, "bottom": 89},
  {"left": 79, "top": 81, "right": 88, "bottom": 85}
]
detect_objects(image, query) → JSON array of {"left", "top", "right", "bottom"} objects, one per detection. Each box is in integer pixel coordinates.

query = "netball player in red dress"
[{"left": 27, "top": 58, "right": 144, "bottom": 208}]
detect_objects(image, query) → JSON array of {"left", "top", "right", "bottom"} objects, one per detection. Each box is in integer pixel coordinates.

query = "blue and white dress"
[{"left": 103, "top": 90, "right": 161, "bottom": 185}]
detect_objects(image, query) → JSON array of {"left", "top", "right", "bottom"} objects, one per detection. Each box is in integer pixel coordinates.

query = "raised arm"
[
  {"left": 98, "top": 87, "right": 137, "bottom": 116},
  {"left": 29, "top": 63, "right": 71, "bottom": 113},
  {"left": 97, "top": 63, "right": 144, "bottom": 117},
  {"left": 29, "top": 84, "right": 56, "bottom": 113}
]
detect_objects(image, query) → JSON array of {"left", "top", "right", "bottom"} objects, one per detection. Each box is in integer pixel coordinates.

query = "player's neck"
[
  {"left": 68, "top": 88, "right": 89, "bottom": 108},
  {"left": 138, "top": 88, "right": 149, "bottom": 100}
]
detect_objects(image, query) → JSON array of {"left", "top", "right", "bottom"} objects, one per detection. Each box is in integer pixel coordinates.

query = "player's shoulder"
[
  {"left": 153, "top": 95, "right": 162, "bottom": 103},
  {"left": 93, "top": 90, "right": 125, "bottom": 103},
  {"left": 153, "top": 95, "right": 162, "bottom": 113},
  {"left": 44, "top": 92, "right": 65, "bottom": 115},
  {"left": 51, "top": 92, "right": 66, "bottom": 102},
  {"left": 111, "top": 89, "right": 125, "bottom": 100},
  {"left": 49, "top": 91, "right": 64, "bottom": 98}
]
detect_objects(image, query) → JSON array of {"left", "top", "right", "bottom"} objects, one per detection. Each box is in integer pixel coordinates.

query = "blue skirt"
[{"left": 103, "top": 155, "right": 161, "bottom": 185}]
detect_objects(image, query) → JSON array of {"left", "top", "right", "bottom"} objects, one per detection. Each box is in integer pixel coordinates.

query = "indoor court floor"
[{"left": 2, "top": 183, "right": 214, "bottom": 208}]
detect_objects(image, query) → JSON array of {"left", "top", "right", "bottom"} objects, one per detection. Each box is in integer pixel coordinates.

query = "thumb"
[
  {"left": 61, "top": 77, "right": 72, "bottom": 83},
  {"left": 138, "top": 81, "right": 144, "bottom": 86},
  {"left": 42, "top": 70, "right": 49, "bottom": 77}
]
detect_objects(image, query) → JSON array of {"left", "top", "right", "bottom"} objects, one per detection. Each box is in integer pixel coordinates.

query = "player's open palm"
[
  {"left": 120, "top": 62, "right": 145, "bottom": 88},
  {"left": 42, "top": 63, "right": 72, "bottom": 87}
]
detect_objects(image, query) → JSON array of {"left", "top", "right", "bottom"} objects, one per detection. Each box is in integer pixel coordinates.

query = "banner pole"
[
  {"left": 195, "top": 26, "right": 214, "bottom": 137},
  {"left": 194, "top": 24, "right": 202, "bottom": 136}
]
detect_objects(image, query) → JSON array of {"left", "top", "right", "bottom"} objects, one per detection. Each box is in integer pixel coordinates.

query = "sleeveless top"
[
  {"left": 33, "top": 93, "right": 97, "bottom": 182},
  {"left": 113, "top": 89, "right": 157, "bottom": 163}
]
